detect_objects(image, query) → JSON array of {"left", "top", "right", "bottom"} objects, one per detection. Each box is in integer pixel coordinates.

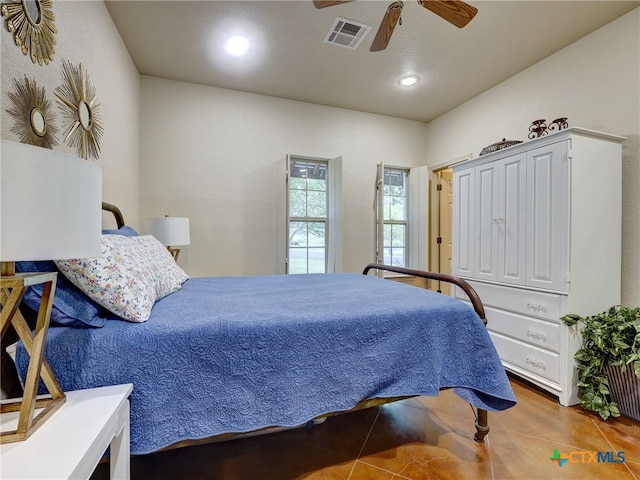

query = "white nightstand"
[{"left": 1, "top": 384, "right": 133, "bottom": 480}]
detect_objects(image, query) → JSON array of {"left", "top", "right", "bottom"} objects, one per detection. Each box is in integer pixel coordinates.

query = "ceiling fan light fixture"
[{"left": 399, "top": 75, "right": 419, "bottom": 87}]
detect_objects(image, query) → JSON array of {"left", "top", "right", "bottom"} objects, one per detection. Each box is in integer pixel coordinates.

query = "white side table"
[{"left": 1, "top": 384, "right": 133, "bottom": 480}]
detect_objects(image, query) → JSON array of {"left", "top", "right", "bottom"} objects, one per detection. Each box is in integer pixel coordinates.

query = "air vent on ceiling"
[{"left": 323, "top": 17, "right": 371, "bottom": 50}]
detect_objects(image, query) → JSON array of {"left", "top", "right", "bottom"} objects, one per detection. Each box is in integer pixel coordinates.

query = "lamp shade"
[
  {"left": 1, "top": 140, "right": 102, "bottom": 261},
  {"left": 144, "top": 217, "right": 190, "bottom": 246}
]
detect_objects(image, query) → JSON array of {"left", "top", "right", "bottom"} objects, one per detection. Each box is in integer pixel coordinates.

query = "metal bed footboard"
[{"left": 362, "top": 263, "right": 490, "bottom": 442}]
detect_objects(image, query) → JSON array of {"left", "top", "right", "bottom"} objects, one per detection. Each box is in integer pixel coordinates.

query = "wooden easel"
[{"left": 1, "top": 270, "right": 66, "bottom": 443}]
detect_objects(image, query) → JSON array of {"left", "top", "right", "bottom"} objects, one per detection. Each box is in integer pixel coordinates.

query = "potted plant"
[{"left": 561, "top": 305, "right": 640, "bottom": 420}]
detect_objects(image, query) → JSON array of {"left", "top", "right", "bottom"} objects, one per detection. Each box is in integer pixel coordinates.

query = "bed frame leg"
[{"left": 474, "top": 408, "right": 489, "bottom": 443}]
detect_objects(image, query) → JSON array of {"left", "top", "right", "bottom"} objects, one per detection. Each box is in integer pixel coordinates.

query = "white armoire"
[{"left": 451, "top": 127, "right": 625, "bottom": 406}]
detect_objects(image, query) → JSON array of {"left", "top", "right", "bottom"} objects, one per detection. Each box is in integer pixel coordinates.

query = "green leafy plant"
[{"left": 561, "top": 306, "right": 640, "bottom": 420}]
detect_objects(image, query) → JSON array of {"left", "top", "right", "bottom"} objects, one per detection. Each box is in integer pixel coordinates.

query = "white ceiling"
[{"left": 105, "top": 0, "right": 639, "bottom": 123}]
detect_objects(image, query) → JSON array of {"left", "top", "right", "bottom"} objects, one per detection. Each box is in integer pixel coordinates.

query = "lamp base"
[
  {"left": 1, "top": 261, "right": 16, "bottom": 277},
  {"left": 167, "top": 246, "right": 181, "bottom": 261},
  {"left": 1, "top": 396, "right": 66, "bottom": 443},
  {"left": 1, "top": 272, "right": 66, "bottom": 443}
]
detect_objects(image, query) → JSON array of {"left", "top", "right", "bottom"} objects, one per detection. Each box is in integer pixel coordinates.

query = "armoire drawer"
[
  {"left": 489, "top": 331, "right": 560, "bottom": 383},
  {"left": 456, "top": 280, "right": 566, "bottom": 322},
  {"left": 485, "top": 306, "right": 560, "bottom": 352}
]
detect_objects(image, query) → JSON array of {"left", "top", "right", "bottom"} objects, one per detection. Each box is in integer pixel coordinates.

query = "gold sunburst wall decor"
[
  {"left": 6, "top": 75, "right": 59, "bottom": 148},
  {"left": 1, "top": 0, "right": 57, "bottom": 65},
  {"left": 55, "top": 59, "right": 104, "bottom": 160}
]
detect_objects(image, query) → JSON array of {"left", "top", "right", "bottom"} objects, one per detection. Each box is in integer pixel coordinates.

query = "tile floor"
[{"left": 92, "top": 375, "right": 639, "bottom": 480}]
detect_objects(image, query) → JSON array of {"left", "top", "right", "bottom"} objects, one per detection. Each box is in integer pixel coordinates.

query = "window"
[
  {"left": 376, "top": 164, "right": 429, "bottom": 272},
  {"left": 288, "top": 158, "right": 328, "bottom": 274},
  {"left": 287, "top": 155, "right": 343, "bottom": 274},
  {"left": 379, "top": 166, "right": 409, "bottom": 267}
]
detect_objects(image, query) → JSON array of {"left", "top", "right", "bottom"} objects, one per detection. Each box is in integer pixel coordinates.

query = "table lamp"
[
  {"left": 144, "top": 216, "right": 190, "bottom": 261},
  {"left": 0, "top": 139, "right": 102, "bottom": 443}
]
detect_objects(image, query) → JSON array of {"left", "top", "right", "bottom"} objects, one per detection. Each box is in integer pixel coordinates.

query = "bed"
[{"left": 9, "top": 202, "right": 516, "bottom": 455}]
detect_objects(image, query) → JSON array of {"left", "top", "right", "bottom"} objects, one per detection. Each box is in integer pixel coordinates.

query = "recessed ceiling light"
[
  {"left": 225, "top": 35, "right": 250, "bottom": 56},
  {"left": 399, "top": 75, "right": 419, "bottom": 87}
]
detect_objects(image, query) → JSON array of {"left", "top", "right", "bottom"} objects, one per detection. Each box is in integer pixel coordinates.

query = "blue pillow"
[
  {"left": 15, "top": 226, "right": 137, "bottom": 328},
  {"left": 15, "top": 261, "right": 108, "bottom": 328},
  {"left": 101, "top": 225, "right": 138, "bottom": 236}
]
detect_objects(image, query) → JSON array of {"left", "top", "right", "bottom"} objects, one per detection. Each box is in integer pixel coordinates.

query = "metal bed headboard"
[{"left": 102, "top": 202, "right": 125, "bottom": 229}]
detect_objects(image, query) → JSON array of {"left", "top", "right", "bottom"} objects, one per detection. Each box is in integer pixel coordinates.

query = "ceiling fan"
[{"left": 313, "top": 0, "right": 478, "bottom": 52}]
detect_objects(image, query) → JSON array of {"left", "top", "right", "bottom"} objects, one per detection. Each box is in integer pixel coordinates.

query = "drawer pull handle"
[
  {"left": 527, "top": 303, "right": 546, "bottom": 312},
  {"left": 526, "top": 357, "right": 546, "bottom": 370},
  {"left": 527, "top": 329, "right": 547, "bottom": 342}
]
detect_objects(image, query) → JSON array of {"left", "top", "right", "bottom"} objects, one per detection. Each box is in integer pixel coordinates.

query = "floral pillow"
[{"left": 55, "top": 235, "right": 189, "bottom": 322}]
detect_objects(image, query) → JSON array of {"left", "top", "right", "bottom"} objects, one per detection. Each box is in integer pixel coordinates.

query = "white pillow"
[{"left": 55, "top": 235, "right": 189, "bottom": 322}]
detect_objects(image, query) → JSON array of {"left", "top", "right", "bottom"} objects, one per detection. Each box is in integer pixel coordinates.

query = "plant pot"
[{"left": 606, "top": 364, "right": 640, "bottom": 422}]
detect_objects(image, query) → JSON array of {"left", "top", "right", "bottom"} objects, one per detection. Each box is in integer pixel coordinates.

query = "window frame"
[
  {"left": 288, "top": 157, "right": 328, "bottom": 274},
  {"left": 286, "top": 155, "right": 342, "bottom": 274},
  {"left": 377, "top": 165, "right": 410, "bottom": 268}
]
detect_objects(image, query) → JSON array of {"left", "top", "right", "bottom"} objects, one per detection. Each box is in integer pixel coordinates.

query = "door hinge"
[
  {"left": 437, "top": 184, "right": 443, "bottom": 191},
  {"left": 436, "top": 237, "right": 442, "bottom": 244}
]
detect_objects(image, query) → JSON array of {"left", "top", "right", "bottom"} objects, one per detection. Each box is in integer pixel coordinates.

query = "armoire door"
[
  {"left": 474, "top": 162, "right": 500, "bottom": 281},
  {"left": 497, "top": 153, "right": 527, "bottom": 284},
  {"left": 526, "top": 142, "right": 569, "bottom": 292},
  {"left": 452, "top": 169, "right": 475, "bottom": 277}
]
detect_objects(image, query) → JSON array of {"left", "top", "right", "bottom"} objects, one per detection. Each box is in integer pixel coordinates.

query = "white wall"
[
  {"left": 1, "top": 0, "right": 140, "bottom": 228},
  {"left": 4, "top": 2, "right": 636, "bottom": 305},
  {"left": 423, "top": 8, "right": 640, "bottom": 306},
  {"left": 139, "top": 77, "right": 429, "bottom": 276}
]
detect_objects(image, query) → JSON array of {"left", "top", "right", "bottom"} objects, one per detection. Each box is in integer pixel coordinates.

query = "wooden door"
[{"left": 437, "top": 169, "right": 453, "bottom": 294}]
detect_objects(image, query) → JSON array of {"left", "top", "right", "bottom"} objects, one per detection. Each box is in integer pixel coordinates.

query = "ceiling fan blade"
[
  {"left": 370, "top": 1, "right": 404, "bottom": 52},
  {"left": 313, "top": 0, "right": 355, "bottom": 8},
  {"left": 417, "top": 0, "right": 478, "bottom": 28}
]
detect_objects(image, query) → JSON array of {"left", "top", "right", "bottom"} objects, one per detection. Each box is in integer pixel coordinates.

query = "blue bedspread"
[{"left": 17, "top": 273, "right": 515, "bottom": 454}]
